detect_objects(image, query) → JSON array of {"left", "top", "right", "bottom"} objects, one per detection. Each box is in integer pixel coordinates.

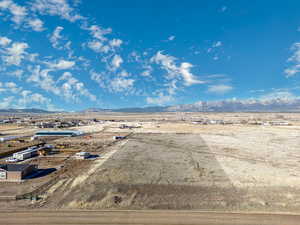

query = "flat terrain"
[
  {"left": 37, "top": 129, "right": 300, "bottom": 211},
  {"left": 0, "top": 210, "right": 300, "bottom": 225},
  {"left": 2, "top": 112, "right": 300, "bottom": 214},
  {"left": 42, "top": 133, "right": 240, "bottom": 209}
]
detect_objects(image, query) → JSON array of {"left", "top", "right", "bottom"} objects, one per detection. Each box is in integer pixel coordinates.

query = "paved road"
[{"left": 1, "top": 210, "right": 300, "bottom": 225}]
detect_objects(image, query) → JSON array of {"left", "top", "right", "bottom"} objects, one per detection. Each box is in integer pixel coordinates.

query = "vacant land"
[
  {"left": 0, "top": 210, "right": 299, "bottom": 225},
  {"left": 1, "top": 112, "right": 300, "bottom": 213},
  {"left": 40, "top": 133, "right": 240, "bottom": 210},
  {"left": 36, "top": 126, "right": 300, "bottom": 211}
]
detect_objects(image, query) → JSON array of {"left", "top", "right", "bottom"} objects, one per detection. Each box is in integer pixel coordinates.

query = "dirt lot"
[
  {"left": 48, "top": 133, "right": 240, "bottom": 210},
  {"left": 30, "top": 122, "right": 300, "bottom": 212}
]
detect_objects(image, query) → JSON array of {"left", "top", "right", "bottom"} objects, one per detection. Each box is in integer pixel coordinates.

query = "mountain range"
[
  {"left": 84, "top": 98, "right": 300, "bottom": 113},
  {"left": 0, "top": 108, "right": 55, "bottom": 113},
  {"left": 2, "top": 98, "right": 300, "bottom": 113}
]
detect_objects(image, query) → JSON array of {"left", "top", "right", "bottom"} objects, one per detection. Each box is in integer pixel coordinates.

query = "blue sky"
[{"left": 1, "top": 0, "right": 300, "bottom": 111}]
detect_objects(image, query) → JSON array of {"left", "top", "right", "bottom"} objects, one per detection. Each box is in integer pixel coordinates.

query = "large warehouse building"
[
  {"left": 34, "top": 130, "right": 83, "bottom": 137},
  {"left": 0, "top": 164, "right": 37, "bottom": 181}
]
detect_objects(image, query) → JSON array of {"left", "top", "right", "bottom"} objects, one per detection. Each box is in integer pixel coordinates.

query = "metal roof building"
[{"left": 34, "top": 130, "right": 83, "bottom": 137}]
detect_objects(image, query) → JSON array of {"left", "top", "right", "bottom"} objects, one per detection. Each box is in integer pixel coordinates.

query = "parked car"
[{"left": 5, "top": 157, "right": 19, "bottom": 163}]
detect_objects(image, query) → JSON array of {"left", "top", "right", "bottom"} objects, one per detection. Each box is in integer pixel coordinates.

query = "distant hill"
[
  {"left": 83, "top": 106, "right": 168, "bottom": 113},
  {"left": 2, "top": 98, "right": 300, "bottom": 114},
  {"left": 82, "top": 108, "right": 113, "bottom": 113},
  {"left": 0, "top": 108, "right": 56, "bottom": 113},
  {"left": 83, "top": 98, "right": 300, "bottom": 113},
  {"left": 165, "top": 98, "right": 300, "bottom": 112}
]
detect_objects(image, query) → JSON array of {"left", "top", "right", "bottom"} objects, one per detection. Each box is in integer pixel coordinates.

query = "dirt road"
[{"left": 0, "top": 210, "right": 299, "bottom": 225}]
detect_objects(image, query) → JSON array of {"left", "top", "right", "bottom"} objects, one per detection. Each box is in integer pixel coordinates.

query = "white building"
[{"left": 75, "top": 152, "right": 90, "bottom": 160}]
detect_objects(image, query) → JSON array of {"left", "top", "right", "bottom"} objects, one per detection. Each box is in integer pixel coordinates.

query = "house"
[{"left": 0, "top": 164, "right": 37, "bottom": 181}]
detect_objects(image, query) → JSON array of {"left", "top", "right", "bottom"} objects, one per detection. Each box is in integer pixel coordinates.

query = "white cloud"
[
  {"left": 27, "top": 18, "right": 44, "bottom": 31},
  {"left": 12, "top": 89, "right": 57, "bottom": 110},
  {"left": 110, "top": 77, "right": 134, "bottom": 92},
  {"left": 2, "top": 42, "right": 29, "bottom": 65},
  {"left": 28, "top": 93, "right": 48, "bottom": 103},
  {"left": 28, "top": 53, "right": 38, "bottom": 62},
  {"left": 213, "top": 41, "right": 222, "bottom": 48},
  {"left": 27, "top": 66, "right": 95, "bottom": 102},
  {"left": 0, "top": 0, "right": 27, "bottom": 25},
  {"left": 10, "top": 69, "right": 23, "bottom": 78},
  {"left": 5, "top": 81, "right": 21, "bottom": 93},
  {"left": 31, "top": 0, "right": 83, "bottom": 22},
  {"left": 129, "top": 51, "right": 141, "bottom": 62},
  {"left": 207, "top": 84, "right": 233, "bottom": 94},
  {"left": 151, "top": 51, "right": 204, "bottom": 85},
  {"left": 18, "top": 90, "right": 49, "bottom": 106},
  {"left": 146, "top": 93, "right": 174, "bottom": 105},
  {"left": 0, "top": 0, "right": 46, "bottom": 32},
  {"left": 50, "top": 26, "right": 64, "bottom": 49},
  {"left": 151, "top": 51, "right": 178, "bottom": 78},
  {"left": 90, "top": 71, "right": 105, "bottom": 88},
  {"left": 85, "top": 28, "right": 120, "bottom": 54},
  {"left": 168, "top": 35, "right": 175, "bottom": 41},
  {"left": 6, "top": 42, "right": 28, "bottom": 55},
  {"left": 0, "top": 81, "right": 22, "bottom": 94},
  {"left": 208, "top": 41, "right": 222, "bottom": 53},
  {"left": 260, "top": 91, "right": 296, "bottom": 102},
  {"left": 0, "top": 86, "right": 55, "bottom": 110},
  {"left": 90, "top": 71, "right": 101, "bottom": 81},
  {"left": 47, "top": 59, "right": 75, "bottom": 70},
  {"left": 87, "top": 25, "right": 112, "bottom": 41},
  {"left": 285, "top": 42, "right": 300, "bottom": 77},
  {"left": 27, "top": 66, "right": 60, "bottom": 95},
  {"left": 58, "top": 71, "right": 96, "bottom": 101},
  {"left": 111, "top": 54, "right": 123, "bottom": 70},
  {"left": 87, "top": 40, "right": 110, "bottom": 53},
  {"left": 179, "top": 62, "right": 205, "bottom": 86},
  {"left": 141, "top": 70, "right": 151, "bottom": 77},
  {"left": 0, "top": 0, "right": 10, "bottom": 9},
  {"left": 284, "top": 67, "right": 300, "bottom": 77},
  {"left": 109, "top": 38, "right": 122, "bottom": 48},
  {"left": 0, "top": 96, "right": 14, "bottom": 108},
  {"left": 118, "top": 70, "right": 129, "bottom": 77},
  {"left": 9, "top": 2, "right": 27, "bottom": 24},
  {"left": 140, "top": 64, "right": 153, "bottom": 77},
  {"left": 0, "top": 36, "right": 11, "bottom": 46},
  {"left": 49, "top": 26, "right": 73, "bottom": 54},
  {"left": 83, "top": 24, "right": 118, "bottom": 54}
]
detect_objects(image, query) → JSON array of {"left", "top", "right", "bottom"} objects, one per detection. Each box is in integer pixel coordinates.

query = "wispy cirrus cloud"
[
  {"left": 207, "top": 84, "right": 233, "bottom": 94},
  {"left": 146, "top": 92, "right": 174, "bottom": 105},
  {"left": 285, "top": 42, "right": 300, "bottom": 77},
  {"left": 46, "top": 59, "right": 75, "bottom": 70},
  {"left": 31, "top": 0, "right": 83, "bottom": 22}
]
